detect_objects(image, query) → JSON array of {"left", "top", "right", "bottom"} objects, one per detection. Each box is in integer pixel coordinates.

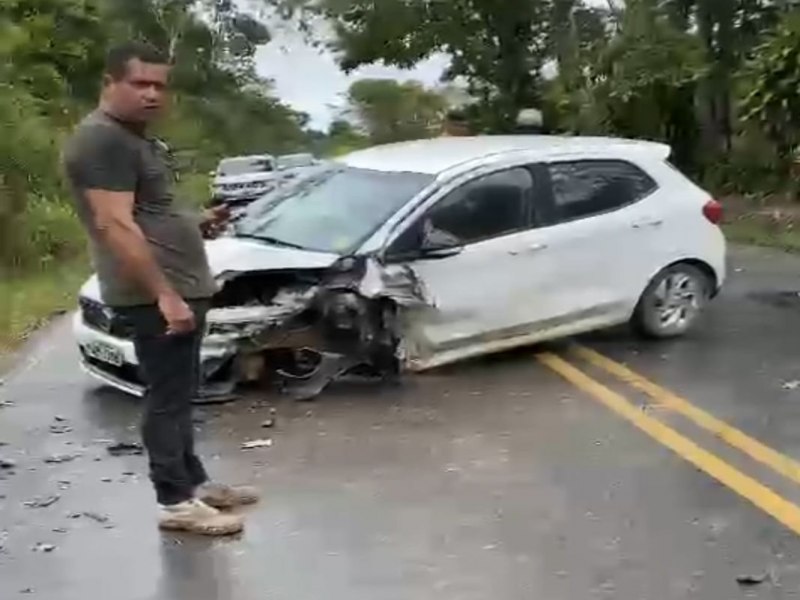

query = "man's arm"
[
  {"left": 87, "top": 189, "right": 173, "bottom": 299},
  {"left": 85, "top": 190, "right": 194, "bottom": 334}
]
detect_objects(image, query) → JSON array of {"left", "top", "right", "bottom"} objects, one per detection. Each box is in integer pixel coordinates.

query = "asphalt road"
[{"left": 3, "top": 245, "right": 800, "bottom": 599}]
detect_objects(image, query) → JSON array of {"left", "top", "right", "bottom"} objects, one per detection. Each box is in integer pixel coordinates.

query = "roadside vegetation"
[{"left": 3, "top": 0, "right": 800, "bottom": 352}]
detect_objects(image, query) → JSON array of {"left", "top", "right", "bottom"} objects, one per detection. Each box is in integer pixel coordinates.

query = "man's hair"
[{"left": 105, "top": 41, "right": 169, "bottom": 80}]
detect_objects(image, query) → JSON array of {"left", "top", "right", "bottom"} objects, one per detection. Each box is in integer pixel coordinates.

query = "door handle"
[
  {"left": 631, "top": 219, "right": 663, "bottom": 229},
  {"left": 509, "top": 243, "right": 548, "bottom": 256}
]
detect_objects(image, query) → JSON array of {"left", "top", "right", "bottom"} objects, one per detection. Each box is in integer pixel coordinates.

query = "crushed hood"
[
  {"left": 205, "top": 237, "right": 339, "bottom": 276},
  {"left": 78, "top": 236, "right": 341, "bottom": 302}
]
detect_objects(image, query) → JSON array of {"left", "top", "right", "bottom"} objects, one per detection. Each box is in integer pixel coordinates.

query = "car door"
[
  {"left": 530, "top": 158, "right": 664, "bottom": 326},
  {"left": 384, "top": 166, "right": 549, "bottom": 367}
]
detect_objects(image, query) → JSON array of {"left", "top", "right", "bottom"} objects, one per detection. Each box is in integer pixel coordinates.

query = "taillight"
[{"left": 703, "top": 199, "right": 723, "bottom": 225}]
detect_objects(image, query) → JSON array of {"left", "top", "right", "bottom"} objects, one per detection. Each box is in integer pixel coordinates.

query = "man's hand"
[
  {"left": 201, "top": 205, "right": 231, "bottom": 239},
  {"left": 158, "top": 293, "right": 196, "bottom": 335}
]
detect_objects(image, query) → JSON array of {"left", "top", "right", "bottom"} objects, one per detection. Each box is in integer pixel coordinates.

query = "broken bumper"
[{"left": 72, "top": 312, "right": 240, "bottom": 401}]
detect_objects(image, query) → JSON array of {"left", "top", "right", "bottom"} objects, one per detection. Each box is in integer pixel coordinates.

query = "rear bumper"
[{"left": 72, "top": 313, "right": 239, "bottom": 401}]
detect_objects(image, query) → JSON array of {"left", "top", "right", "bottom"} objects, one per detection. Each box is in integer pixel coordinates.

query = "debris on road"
[
  {"left": 0, "top": 457, "right": 17, "bottom": 470},
  {"left": 24, "top": 495, "right": 60, "bottom": 509},
  {"left": 44, "top": 454, "right": 78, "bottom": 464},
  {"left": 783, "top": 380, "right": 800, "bottom": 391},
  {"left": 261, "top": 418, "right": 275, "bottom": 429},
  {"left": 49, "top": 424, "right": 73, "bottom": 434},
  {"left": 242, "top": 439, "right": 273, "bottom": 450},
  {"left": 107, "top": 442, "right": 144, "bottom": 456},
  {"left": 736, "top": 573, "right": 768, "bottom": 586},
  {"left": 54, "top": 416, "right": 68, "bottom": 422},
  {"left": 32, "top": 542, "right": 56, "bottom": 553},
  {"left": 82, "top": 511, "right": 110, "bottom": 524},
  {"left": 52, "top": 528, "right": 68, "bottom": 534},
  {"left": 0, "top": 399, "right": 14, "bottom": 408},
  {"left": 100, "top": 477, "right": 112, "bottom": 482}
]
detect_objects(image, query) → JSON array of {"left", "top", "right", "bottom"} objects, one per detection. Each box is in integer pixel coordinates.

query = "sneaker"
[
  {"left": 158, "top": 499, "right": 244, "bottom": 536},
  {"left": 196, "top": 482, "right": 260, "bottom": 509}
]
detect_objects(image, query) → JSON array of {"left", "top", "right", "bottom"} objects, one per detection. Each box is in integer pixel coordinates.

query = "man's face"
[{"left": 104, "top": 58, "right": 170, "bottom": 124}]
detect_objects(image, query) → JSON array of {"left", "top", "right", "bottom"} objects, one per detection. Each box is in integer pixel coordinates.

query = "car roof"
[
  {"left": 220, "top": 154, "right": 274, "bottom": 163},
  {"left": 339, "top": 135, "right": 671, "bottom": 176}
]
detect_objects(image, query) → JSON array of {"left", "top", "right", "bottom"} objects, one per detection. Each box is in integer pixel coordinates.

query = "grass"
[
  {"left": 0, "top": 259, "right": 90, "bottom": 359},
  {"left": 724, "top": 222, "right": 800, "bottom": 253},
  {"left": 723, "top": 215, "right": 800, "bottom": 254}
]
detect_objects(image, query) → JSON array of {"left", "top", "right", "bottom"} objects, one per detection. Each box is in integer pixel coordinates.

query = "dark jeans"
[{"left": 117, "top": 300, "right": 210, "bottom": 506}]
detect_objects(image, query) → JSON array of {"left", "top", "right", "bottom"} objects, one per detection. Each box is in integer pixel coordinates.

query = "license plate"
[{"left": 84, "top": 341, "right": 124, "bottom": 367}]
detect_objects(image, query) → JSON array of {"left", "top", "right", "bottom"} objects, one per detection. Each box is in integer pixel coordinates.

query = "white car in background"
[
  {"left": 73, "top": 135, "right": 726, "bottom": 401},
  {"left": 211, "top": 154, "right": 278, "bottom": 204}
]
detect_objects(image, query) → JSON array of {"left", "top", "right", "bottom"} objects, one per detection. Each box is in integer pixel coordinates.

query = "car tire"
[{"left": 632, "top": 263, "right": 713, "bottom": 339}]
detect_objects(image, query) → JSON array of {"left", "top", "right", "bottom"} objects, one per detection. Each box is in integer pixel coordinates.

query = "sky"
[{"left": 255, "top": 23, "right": 448, "bottom": 130}]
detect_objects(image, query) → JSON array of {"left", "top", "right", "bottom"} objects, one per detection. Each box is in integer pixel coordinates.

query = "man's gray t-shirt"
[{"left": 63, "top": 110, "right": 217, "bottom": 307}]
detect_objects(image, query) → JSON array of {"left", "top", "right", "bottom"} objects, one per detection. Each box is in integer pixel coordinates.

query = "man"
[
  {"left": 441, "top": 108, "right": 471, "bottom": 137},
  {"left": 63, "top": 42, "right": 258, "bottom": 536}
]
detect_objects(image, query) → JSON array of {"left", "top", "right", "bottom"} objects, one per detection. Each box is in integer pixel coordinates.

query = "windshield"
[
  {"left": 217, "top": 157, "right": 274, "bottom": 176},
  {"left": 234, "top": 165, "right": 433, "bottom": 254}
]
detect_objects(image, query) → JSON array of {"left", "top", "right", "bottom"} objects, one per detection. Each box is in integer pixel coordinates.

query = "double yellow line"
[{"left": 538, "top": 346, "right": 800, "bottom": 535}]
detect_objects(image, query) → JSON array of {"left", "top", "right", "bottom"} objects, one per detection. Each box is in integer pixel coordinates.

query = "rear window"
[{"left": 547, "top": 160, "right": 658, "bottom": 222}]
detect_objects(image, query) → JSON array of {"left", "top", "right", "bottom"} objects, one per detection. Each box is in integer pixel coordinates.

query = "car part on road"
[
  {"left": 633, "top": 263, "right": 712, "bottom": 338},
  {"left": 241, "top": 439, "right": 273, "bottom": 449},
  {"left": 106, "top": 442, "right": 144, "bottom": 456},
  {"left": 23, "top": 495, "right": 60, "bottom": 509},
  {"left": 736, "top": 573, "right": 768, "bottom": 586}
]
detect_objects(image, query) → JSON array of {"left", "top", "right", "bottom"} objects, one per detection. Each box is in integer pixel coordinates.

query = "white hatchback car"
[{"left": 73, "top": 136, "right": 726, "bottom": 400}]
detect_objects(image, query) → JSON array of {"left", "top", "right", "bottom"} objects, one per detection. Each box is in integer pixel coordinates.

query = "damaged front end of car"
[{"left": 202, "top": 255, "right": 434, "bottom": 402}]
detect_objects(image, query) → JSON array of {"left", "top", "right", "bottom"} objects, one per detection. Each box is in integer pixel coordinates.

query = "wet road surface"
[{"left": 3, "top": 245, "right": 800, "bottom": 599}]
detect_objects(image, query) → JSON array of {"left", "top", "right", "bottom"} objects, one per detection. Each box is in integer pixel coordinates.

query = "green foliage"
[
  {"left": 269, "top": 0, "right": 800, "bottom": 195},
  {"left": 347, "top": 79, "right": 447, "bottom": 144},
  {"left": 0, "top": 0, "right": 313, "bottom": 275},
  {"left": 311, "top": 119, "right": 370, "bottom": 156},
  {"left": 740, "top": 11, "right": 800, "bottom": 166},
  {"left": 588, "top": 4, "right": 706, "bottom": 168},
  {"left": 319, "top": 0, "right": 554, "bottom": 129}
]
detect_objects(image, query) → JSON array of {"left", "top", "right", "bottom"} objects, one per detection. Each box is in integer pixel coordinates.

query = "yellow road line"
[
  {"left": 537, "top": 352, "right": 800, "bottom": 536},
  {"left": 572, "top": 345, "right": 800, "bottom": 488}
]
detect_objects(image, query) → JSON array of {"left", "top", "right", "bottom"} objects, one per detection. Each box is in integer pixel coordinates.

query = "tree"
[
  {"left": 578, "top": 0, "right": 706, "bottom": 168},
  {"left": 0, "top": 0, "right": 313, "bottom": 271},
  {"left": 346, "top": 79, "right": 447, "bottom": 144},
  {"left": 309, "top": 0, "right": 555, "bottom": 130},
  {"left": 320, "top": 119, "right": 370, "bottom": 155},
  {"left": 740, "top": 11, "right": 800, "bottom": 168}
]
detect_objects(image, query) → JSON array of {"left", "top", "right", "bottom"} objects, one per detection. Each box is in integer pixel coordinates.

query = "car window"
[
  {"left": 390, "top": 168, "right": 533, "bottom": 257},
  {"left": 547, "top": 160, "right": 657, "bottom": 222},
  {"left": 234, "top": 165, "right": 433, "bottom": 254},
  {"left": 218, "top": 158, "right": 274, "bottom": 176}
]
